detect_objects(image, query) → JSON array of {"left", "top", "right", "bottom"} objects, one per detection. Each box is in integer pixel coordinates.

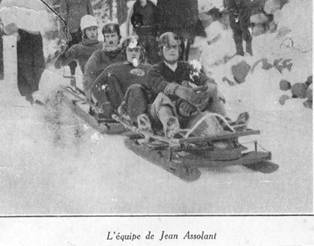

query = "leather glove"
[
  {"left": 174, "top": 85, "right": 200, "bottom": 106},
  {"left": 191, "top": 86, "right": 210, "bottom": 109},
  {"left": 178, "top": 100, "right": 197, "bottom": 117},
  {"left": 176, "top": 84, "right": 212, "bottom": 109}
]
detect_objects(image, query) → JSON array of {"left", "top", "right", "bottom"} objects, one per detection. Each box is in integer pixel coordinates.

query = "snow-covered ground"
[{"left": 0, "top": 0, "right": 312, "bottom": 214}]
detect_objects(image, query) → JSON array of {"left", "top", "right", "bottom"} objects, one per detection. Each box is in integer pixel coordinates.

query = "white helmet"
[{"left": 80, "top": 15, "right": 98, "bottom": 31}]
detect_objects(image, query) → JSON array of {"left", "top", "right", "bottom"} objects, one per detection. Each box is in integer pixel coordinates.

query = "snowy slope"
[
  {"left": 196, "top": 0, "right": 312, "bottom": 110},
  {"left": 198, "top": 0, "right": 224, "bottom": 12},
  {"left": 0, "top": 3, "right": 56, "bottom": 34},
  {"left": 0, "top": 0, "right": 312, "bottom": 214}
]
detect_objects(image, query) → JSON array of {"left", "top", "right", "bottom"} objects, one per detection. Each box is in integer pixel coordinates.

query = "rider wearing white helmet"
[{"left": 55, "top": 15, "right": 103, "bottom": 76}]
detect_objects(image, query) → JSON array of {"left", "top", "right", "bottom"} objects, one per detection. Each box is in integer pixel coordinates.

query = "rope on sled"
[
  {"left": 256, "top": 142, "right": 270, "bottom": 152},
  {"left": 237, "top": 140, "right": 270, "bottom": 153}
]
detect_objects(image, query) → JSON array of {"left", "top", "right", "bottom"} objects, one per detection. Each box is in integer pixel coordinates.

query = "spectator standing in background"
[
  {"left": 60, "top": 0, "right": 94, "bottom": 78},
  {"left": 54, "top": 15, "right": 103, "bottom": 81},
  {"left": 156, "top": 0, "right": 199, "bottom": 61},
  {"left": 0, "top": 17, "right": 4, "bottom": 80},
  {"left": 0, "top": 22, "right": 45, "bottom": 104},
  {"left": 131, "top": 0, "right": 159, "bottom": 64},
  {"left": 83, "top": 23, "right": 125, "bottom": 95}
]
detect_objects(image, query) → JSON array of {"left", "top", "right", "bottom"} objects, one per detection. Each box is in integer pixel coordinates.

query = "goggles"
[
  {"left": 127, "top": 47, "right": 141, "bottom": 52},
  {"left": 163, "top": 44, "right": 179, "bottom": 50}
]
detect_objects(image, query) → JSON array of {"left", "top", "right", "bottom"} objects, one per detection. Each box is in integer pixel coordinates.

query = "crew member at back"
[
  {"left": 55, "top": 15, "right": 103, "bottom": 86},
  {"left": 83, "top": 23, "right": 124, "bottom": 94}
]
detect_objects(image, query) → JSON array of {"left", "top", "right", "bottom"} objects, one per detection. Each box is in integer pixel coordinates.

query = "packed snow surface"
[
  {"left": 0, "top": 2, "right": 56, "bottom": 34},
  {"left": 0, "top": 0, "right": 312, "bottom": 214}
]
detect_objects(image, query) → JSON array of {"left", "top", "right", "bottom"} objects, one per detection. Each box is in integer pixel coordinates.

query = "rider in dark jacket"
[
  {"left": 55, "top": 15, "right": 103, "bottom": 75},
  {"left": 90, "top": 36, "right": 152, "bottom": 119},
  {"left": 83, "top": 23, "right": 124, "bottom": 94}
]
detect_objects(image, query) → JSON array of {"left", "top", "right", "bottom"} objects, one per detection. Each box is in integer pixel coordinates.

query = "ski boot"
[
  {"left": 164, "top": 116, "right": 180, "bottom": 138},
  {"left": 137, "top": 113, "right": 153, "bottom": 143},
  {"left": 137, "top": 113, "right": 152, "bottom": 133},
  {"left": 117, "top": 101, "right": 133, "bottom": 124}
]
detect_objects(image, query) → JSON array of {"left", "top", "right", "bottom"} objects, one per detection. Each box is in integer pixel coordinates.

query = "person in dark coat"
[
  {"left": 90, "top": 36, "right": 152, "bottom": 119},
  {"left": 60, "top": 0, "right": 94, "bottom": 76},
  {"left": 0, "top": 18, "right": 4, "bottom": 80},
  {"left": 223, "top": 0, "right": 253, "bottom": 56},
  {"left": 156, "top": 0, "right": 199, "bottom": 60},
  {"left": 146, "top": 32, "right": 225, "bottom": 124},
  {"left": 17, "top": 28, "right": 45, "bottom": 103},
  {"left": 55, "top": 15, "right": 103, "bottom": 86},
  {"left": 131, "top": 0, "right": 160, "bottom": 64},
  {"left": 120, "top": 32, "right": 226, "bottom": 137}
]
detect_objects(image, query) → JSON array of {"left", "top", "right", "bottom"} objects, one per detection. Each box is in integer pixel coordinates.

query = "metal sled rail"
[{"left": 176, "top": 129, "right": 261, "bottom": 145}]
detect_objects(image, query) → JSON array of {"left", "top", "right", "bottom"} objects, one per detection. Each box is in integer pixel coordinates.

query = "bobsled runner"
[{"left": 112, "top": 113, "right": 279, "bottom": 182}]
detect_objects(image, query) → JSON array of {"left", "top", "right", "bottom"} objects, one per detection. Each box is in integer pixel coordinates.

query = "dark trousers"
[
  {"left": 91, "top": 75, "right": 125, "bottom": 118},
  {"left": 67, "top": 30, "right": 82, "bottom": 75},
  {"left": 92, "top": 79, "right": 148, "bottom": 122},
  {"left": 0, "top": 36, "right": 3, "bottom": 79},
  {"left": 122, "top": 84, "right": 149, "bottom": 122},
  {"left": 17, "top": 29, "right": 45, "bottom": 100},
  {"left": 229, "top": 9, "right": 252, "bottom": 55},
  {"left": 179, "top": 37, "right": 193, "bottom": 61}
]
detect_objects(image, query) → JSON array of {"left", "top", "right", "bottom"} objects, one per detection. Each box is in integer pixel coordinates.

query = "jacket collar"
[
  {"left": 163, "top": 61, "right": 178, "bottom": 72},
  {"left": 82, "top": 38, "right": 100, "bottom": 46}
]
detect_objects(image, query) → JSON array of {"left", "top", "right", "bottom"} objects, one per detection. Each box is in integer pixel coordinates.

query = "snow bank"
[
  {"left": 0, "top": 6, "right": 61, "bottom": 79},
  {"left": 198, "top": 0, "right": 312, "bottom": 112},
  {"left": 198, "top": 0, "right": 223, "bottom": 12},
  {"left": 0, "top": 0, "right": 48, "bottom": 11},
  {"left": 276, "top": 0, "right": 312, "bottom": 52},
  {"left": 0, "top": 5, "right": 56, "bottom": 34}
]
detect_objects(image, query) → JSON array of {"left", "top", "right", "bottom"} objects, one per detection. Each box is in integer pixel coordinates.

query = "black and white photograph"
[{"left": 0, "top": 0, "right": 312, "bottom": 216}]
